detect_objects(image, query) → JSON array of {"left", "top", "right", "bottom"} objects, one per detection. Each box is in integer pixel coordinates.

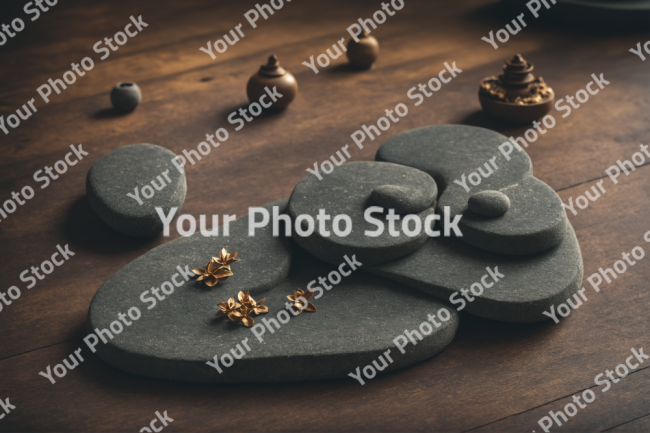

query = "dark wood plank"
[
  {"left": 473, "top": 367, "right": 650, "bottom": 432},
  {"left": 607, "top": 414, "right": 650, "bottom": 432}
]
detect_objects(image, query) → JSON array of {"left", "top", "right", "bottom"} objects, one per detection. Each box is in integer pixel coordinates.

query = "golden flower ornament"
[
  {"left": 192, "top": 249, "right": 239, "bottom": 287},
  {"left": 287, "top": 288, "right": 316, "bottom": 315},
  {"left": 216, "top": 291, "right": 268, "bottom": 327},
  {"left": 192, "top": 257, "right": 233, "bottom": 287},
  {"left": 480, "top": 76, "right": 552, "bottom": 105},
  {"left": 238, "top": 291, "right": 269, "bottom": 315},
  {"left": 216, "top": 298, "right": 241, "bottom": 320},
  {"left": 216, "top": 248, "right": 240, "bottom": 270}
]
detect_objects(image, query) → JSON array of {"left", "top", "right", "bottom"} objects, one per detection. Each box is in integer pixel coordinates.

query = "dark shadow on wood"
[
  {"left": 93, "top": 107, "right": 134, "bottom": 119},
  {"left": 216, "top": 102, "right": 289, "bottom": 126},
  {"left": 63, "top": 196, "right": 160, "bottom": 254},
  {"left": 327, "top": 63, "right": 372, "bottom": 74},
  {"left": 455, "top": 310, "right": 557, "bottom": 350},
  {"left": 458, "top": 109, "right": 530, "bottom": 138}
]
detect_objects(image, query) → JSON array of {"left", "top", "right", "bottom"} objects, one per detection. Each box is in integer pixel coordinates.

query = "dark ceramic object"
[
  {"left": 479, "top": 92, "right": 554, "bottom": 124},
  {"left": 110, "top": 82, "right": 142, "bottom": 112},
  {"left": 479, "top": 54, "right": 554, "bottom": 124},
  {"left": 346, "top": 31, "right": 379, "bottom": 69},
  {"left": 246, "top": 55, "right": 298, "bottom": 109}
]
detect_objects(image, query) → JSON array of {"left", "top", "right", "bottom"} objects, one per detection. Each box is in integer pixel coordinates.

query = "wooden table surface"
[{"left": 1, "top": 0, "right": 649, "bottom": 431}]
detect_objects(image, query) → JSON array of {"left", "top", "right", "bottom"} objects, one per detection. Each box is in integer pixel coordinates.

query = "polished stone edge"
[
  {"left": 88, "top": 316, "right": 459, "bottom": 384},
  {"left": 365, "top": 228, "right": 584, "bottom": 323}
]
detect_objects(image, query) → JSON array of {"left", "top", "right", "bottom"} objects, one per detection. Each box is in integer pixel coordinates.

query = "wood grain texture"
[{"left": 0, "top": 0, "right": 649, "bottom": 431}]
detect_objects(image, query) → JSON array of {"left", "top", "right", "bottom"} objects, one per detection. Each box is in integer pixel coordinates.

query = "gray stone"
[
  {"left": 376, "top": 125, "right": 568, "bottom": 255},
  {"left": 287, "top": 161, "right": 436, "bottom": 266},
  {"left": 468, "top": 190, "right": 510, "bottom": 217},
  {"left": 368, "top": 124, "right": 583, "bottom": 322},
  {"left": 371, "top": 183, "right": 436, "bottom": 215},
  {"left": 86, "top": 143, "right": 186, "bottom": 237},
  {"left": 87, "top": 201, "right": 458, "bottom": 383},
  {"left": 110, "top": 82, "right": 142, "bottom": 112},
  {"left": 367, "top": 223, "right": 583, "bottom": 323}
]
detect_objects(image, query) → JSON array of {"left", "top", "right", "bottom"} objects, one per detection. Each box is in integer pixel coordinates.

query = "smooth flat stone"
[
  {"left": 460, "top": 177, "right": 567, "bottom": 254},
  {"left": 468, "top": 190, "right": 510, "bottom": 217},
  {"left": 88, "top": 204, "right": 458, "bottom": 383},
  {"left": 86, "top": 143, "right": 186, "bottom": 237},
  {"left": 371, "top": 184, "right": 436, "bottom": 214},
  {"left": 366, "top": 223, "right": 583, "bottom": 323},
  {"left": 376, "top": 125, "right": 568, "bottom": 255},
  {"left": 287, "top": 161, "right": 436, "bottom": 266}
]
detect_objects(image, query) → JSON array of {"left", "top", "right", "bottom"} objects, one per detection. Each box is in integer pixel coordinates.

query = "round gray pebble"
[
  {"left": 468, "top": 190, "right": 510, "bottom": 217},
  {"left": 110, "top": 82, "right": 142, "bottom": 112},
  {"left": 371, "top": 184, "right": 436, "bottom": 214}
]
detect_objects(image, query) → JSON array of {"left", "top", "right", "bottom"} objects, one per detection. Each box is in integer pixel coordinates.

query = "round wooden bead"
[{"left": 346, "top": 31, "right": 379, "bottom": 69}]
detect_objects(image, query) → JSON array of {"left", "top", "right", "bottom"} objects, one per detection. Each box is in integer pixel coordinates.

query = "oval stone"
[
  {"left": 468, "top": 190, "right": 510, "bottom": 217},
  {"left": 371, "top": 184, "right": 436, "bottom": 215},
  {"left": 287, "top": 161, "right": 437, "bottom": 266},
  {"left": 86, "top": 143, "right": 187, "bottom": 237}
]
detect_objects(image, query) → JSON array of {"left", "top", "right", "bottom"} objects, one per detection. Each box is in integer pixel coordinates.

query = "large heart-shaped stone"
[{"left": 87, "top": 200, "right": 459, "bottom": 383}]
